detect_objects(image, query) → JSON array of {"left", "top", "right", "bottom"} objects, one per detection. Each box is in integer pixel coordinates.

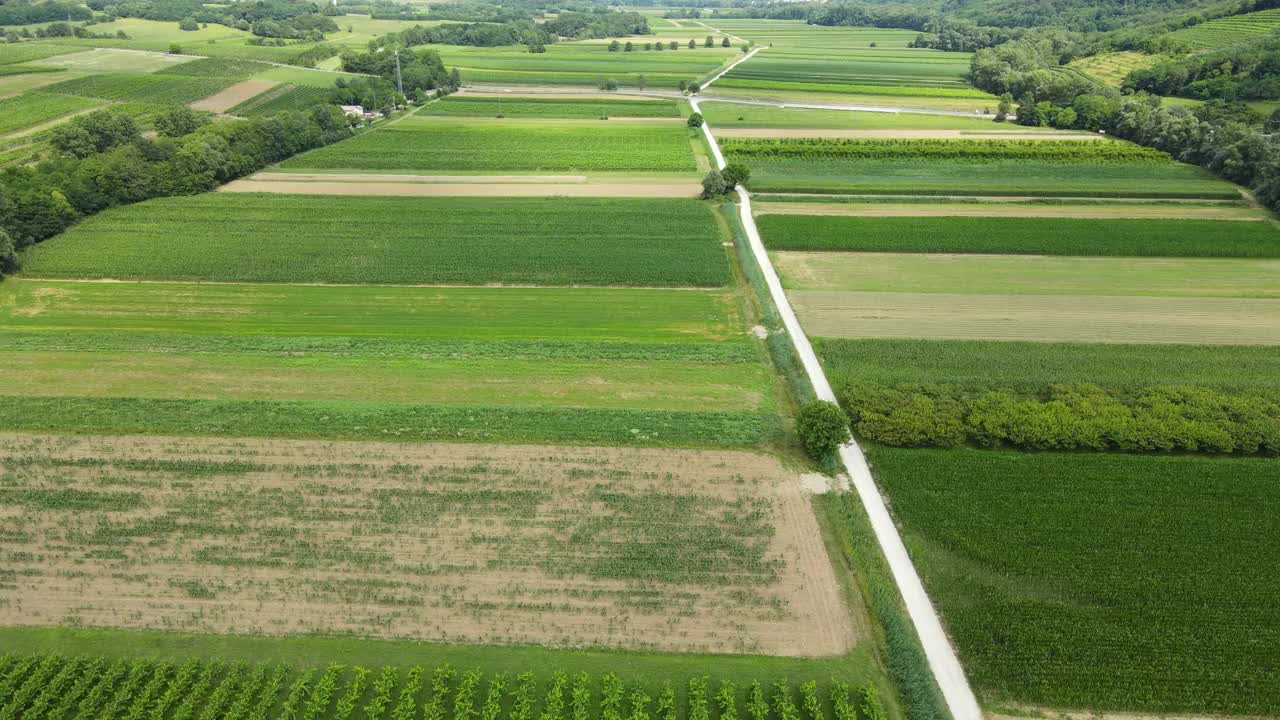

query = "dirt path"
[
  {"left": 220, "top": 178, "right": 701, "bottom": 197},
  {"left": 189, "top": 79, "right": 277, "bottom": 112},
  {"left": 753, "top": 201, "right": 1269, "bottom": 220},
  {"left": 717, "top": 128, "right": 1103, "bottom": 139}
]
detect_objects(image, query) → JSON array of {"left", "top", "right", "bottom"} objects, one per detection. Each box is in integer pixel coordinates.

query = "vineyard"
[
  {"left": 1163, "top": 8, "right": 1280, "bottom": 50},
  {"left": 719, "top": 53, "right": 975, "bottom": 92},
  {"left": 755, "top": 215, "right": 1280, "bottom": 257},
  {"left": 279, "top": 118, "right": 699, "bottom": 172},
  {"left": 1064, "top": 51, "right": 1161, "bottom": 87},
  {"left": 435, "top": 43, "right": 735, "bottom": 87},
  {"left": 720, "top": 138, "right": 1169, "bottom": 162},
  {"left": 19, "top": 194, "right": 730, "bottom": 286},
  {"left": 0, "top": 433, "right": 849, "bottom": 653},
  {"left": 165, "top": 57, "right": 275, "bottom": 79},
  {"left": 43, "top": 73, "right": 238, "bottom": 105},
  {"left": 0, "top": 92, "right": 102, "bottom": 136},
  {"left": 871, "top": 447, "right": 1280, "bottom": 714},
  {"left": 423, "top": 96, "right": 683, "bottom": 119},
  {"left": 229, "top": 84, "right": 332, "bottom": 117},
  {"left": 0, "top": 655, "right": 891, "bottom": 720}
]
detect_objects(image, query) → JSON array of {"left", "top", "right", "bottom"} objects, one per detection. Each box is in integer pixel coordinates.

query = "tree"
[
  {"left": 608, "top": 40, "right": 620, "bottom": 51},
  {"left": 704, "top": 35, "right": 713, "bottom": 47},
  {"left": 154, "top": 107, "right": 209, "bottom": 138},
  {"left": 644, "top": 42, "right": 652, "bottom": 50},
  {"left": 722, "top": 163, "right": 750, "bottom": 187},
  {"left": 597, "top": 78, "right": 617, "bottom": 91},
  {"left": 688, "top": 39, "right": 696, "bottom": 49},
  {"left": 995, "top": 92, "right": 1013, "bottom": 122},
  {"left": 686, "top": 82, "right": 700, "bottom": 94},
  {"left": 686, "top": 112, "right": 704, "bottom": 128},
  {"left": 0, "top": 227, "right": 18, "bottom": 277},
  {"left": 1015, "top": 93, "right": 1042, "bottom": 126},
  {"left": 797, "top": 401, "right": 851, "bottom": 460},
  {"left": 1267, "top": 108, "right": 1280, "bottom": 133},
  {"left": 637, "top": 74, "right": 647, "bottom": 91},
  {"left": 700, "top": 170, "right": 728, "bottom": 198},
  {"left": 178, "top": 17, "right": 197, "bottom": 31},
  {"left": 721, "top": 36, "right": 730, "bottom": 47},
  {"left": 624, "top": 41, "right": 633, "bottom": 51},
  {"left": 168, "top": 43, "right": 182, "bottom": 54},
  {"left": 668, "top": 41, "right": 678, "bottom": 50},
  {"left": 653, "top": 42, "right": 662, "bottom": 51}
]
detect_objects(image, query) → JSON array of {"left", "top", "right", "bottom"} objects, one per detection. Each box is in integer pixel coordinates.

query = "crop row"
[
  {"left": 0, "top": 92, "right": 101, "bottom": 136},
  {"left": 422, "top": 97, "right": 682, "bottom": 119},
  {"left": 0, "top": 655, "right": 890, "bottom": 720},
  {"left": 720, "top": 138, "right": 1169, "bottom": 162},
  {"left": 1165, "top": 8, "right": 1280, "bottom": 49},
  {"left": 166, "top": 57, "right": 275, "bottom": 79},
  {"left": 281, "top": 119, "right": 697, "bottom": 172},
  {"left": 230, "top": 85, "right": 332, "bottom": 117},
  {"left": 45, "top": 73, "right": 236, "bottom": 105},
  {"left": 712, "top": 77, "right": 994, "bottom": 99}
]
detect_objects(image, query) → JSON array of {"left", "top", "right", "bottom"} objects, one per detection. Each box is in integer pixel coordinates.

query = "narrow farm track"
[{"left": 691, "top": 50, "right": 986, "bottom": 720}]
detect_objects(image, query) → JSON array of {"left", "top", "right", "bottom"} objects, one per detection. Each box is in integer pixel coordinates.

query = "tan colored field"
[
  {"left": 716, "top": 128, "right": 1101, "bottom": 139},
  {"left": 220, "top": 177, "right": 701, "bottom": 197},
  {"left": 753, "top": 201, "right": 1268, "bottom": 220},
  {"left": 0, "top": 433, "right": 858, "bottom": 656},
  {"left": 189, "top": 79, "right": 277, "bottom": 112},
  {"left": 788, "top": 290, "right": 1280, "bottom": 344}
]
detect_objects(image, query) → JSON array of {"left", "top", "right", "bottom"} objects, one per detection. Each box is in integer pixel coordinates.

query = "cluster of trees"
[
  {"left": 84, "top": 0, "right": 338, "bottom": 40},
  {"left": 3, "top": 20, "right": 126, "bottom": 41},
  {"left": 0, "top": 104, "right": 353, "bottom": 277},
  {"left": 609, "top": 36, "right": 730, "bottom": 51},
  {"left": 970, "top": 37, "right": 1106, "bottom": 106},
  {"left": 839, "top": 383, "right": 1280, "bottom": 456},
  {"left": 0, "top": 0, "right": 91, "bottom": 25},
  {"left": 542, "top": 10, "right": 649, "bottom": 39},
  {"left": 371, "top": 21, "right": 554, "bottom": 50},
  {"left": 700, "top": 163, "right": 749, "bottom": 198},
  {"left": 338, "top": 46, "right": 459, "bottom": 104},
  {"left": 1125, "top": 34, "right": 1280, "bottom": 101}
]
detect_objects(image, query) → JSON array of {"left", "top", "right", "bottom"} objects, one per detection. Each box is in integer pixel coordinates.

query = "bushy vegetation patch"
[
  {"left": 871, "top": 447, "right": 1280, "bottom": 714},
  {"left": 757, "top": 215, "right": 1280, "bottom": 257},
  {"left": 839, "top": 383, "right": 1280, "bottom": 455},
  {"left": 422, "top": 96, "right": 682, "bottom": 118},
  {"left": 281, "top": 118, "right": 698, "bottom": 172},
  {"left": 20, "top": 195, "right": 730, "bottom": 286}
]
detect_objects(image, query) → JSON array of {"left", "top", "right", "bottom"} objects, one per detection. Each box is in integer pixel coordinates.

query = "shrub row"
[
  {"left": 839, "top": 383, "right": 1280, "bottom": 455},
  {"left": 719, "top": 138, "right": 1170, "bottom": 162}
]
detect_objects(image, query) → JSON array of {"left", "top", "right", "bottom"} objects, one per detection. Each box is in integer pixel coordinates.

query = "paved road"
[{"left": 690, "top": 47, "right": 987, "bottom": 720}]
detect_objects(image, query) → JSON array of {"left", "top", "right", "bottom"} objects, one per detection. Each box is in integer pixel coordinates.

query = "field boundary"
[{"left": 693, "top": 81, "right": 983, "bottom": 720}]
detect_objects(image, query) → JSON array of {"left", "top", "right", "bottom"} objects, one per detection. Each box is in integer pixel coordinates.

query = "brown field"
[
  {"left": 189, "top": 79, "right": 278, "bottom": 112},
  {"left": 716, "top": 128, "right": 1102, "bottom": 139},
  {"left": 0, "top": 433, "right": 859, "bottom": 656},
  {"left": 753, "top": 201, "right": 1268, "bottom": 220},
  {"left": 788, "top": 290, "right": 1280, "bottom": 344},
  {"left": 220, "top": 177, "right": 702, "bottom": 197}
]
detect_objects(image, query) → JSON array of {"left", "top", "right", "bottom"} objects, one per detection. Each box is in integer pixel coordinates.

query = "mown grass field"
[
  {"left": 19, "top": 195, "right": 729, "bottom": 286},
  {"left": 774, "top": 252, "right": 1280, "bottom": 297},
  {"left": 756, "top": 215, "right": 1280, "bottom": 257},
  {"left": 814, "top": 338, "right": 1280, "bottom": 394},
  {"left": 0, "top": 41, "right": 78, "bottom": 65},
  {"left": 736, "top": 156, "right": 1239, "bottom": 197},
  {"left": 870, "top": 447, "right": 1280, "bottom": 715},
  {"left": 28, "top": 47, "right": 195, "bottom": 73},
  {"left": 425, "top": 95, "right": 682, "bottom": 118},
  {"left": 280, "top": 117, "right": 699, "bottom": 173},
  {"left": 436, "top": 42, "right": 737, "bottom": 88}
]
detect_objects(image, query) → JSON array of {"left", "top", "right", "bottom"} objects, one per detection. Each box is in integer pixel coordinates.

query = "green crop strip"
[{"left": 422, "top": 97, "right": 682, "bottom": 119}]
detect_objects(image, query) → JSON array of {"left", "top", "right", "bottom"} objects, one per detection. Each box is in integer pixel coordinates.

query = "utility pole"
[{"left": 393, "top": 48, "right": 404, "bottom": 101}]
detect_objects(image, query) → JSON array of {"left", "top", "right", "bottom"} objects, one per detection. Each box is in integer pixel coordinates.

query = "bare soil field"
[
  {"left": 788, "top": 290, "right": 1280, "bottom": 344},
  {"left": 0, "top": 433, "right": 859, "bottom": 656},
  {"left": 189, "top": 79, "right": 277, "bottom": 112},
  {"left": 220, "top": 178, "right": 702, "bottom": 197},
  {"left": 716, "top": 128, "right": 1102, "bottom": 139},
  {"left": 753, "top": 201, "right": 1268, "bottom": 220}
]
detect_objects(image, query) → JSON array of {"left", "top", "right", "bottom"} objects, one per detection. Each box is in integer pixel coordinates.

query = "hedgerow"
[
  {"left": 720, "top": 137, "right": 1170, "bottom": 162},
  {"left": 838, "top": 382, "right": 1280, "bottom": 455}
]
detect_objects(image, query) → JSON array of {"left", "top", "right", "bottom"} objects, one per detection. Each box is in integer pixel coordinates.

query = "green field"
[
  {"left": 815, "top": 338, "right": 1280, "bottom": 394},
  {"left": 0, "top": 42, "right": 78, "bottom": 65},
  {"left": 42, "top": 72, "right": 235, "bottom": 104},
  {"left": 228, "top": 83, "right": 330, "bottom": 116},
  {"left": 0, "top": 91, "right": 102, "bottom": 136},
  {"left": 164, "top": 56, "right": 274, "bottom": 79},
  {"left": 21, "top": 195, "right": 728, "bottom": 286},
  {"left": 699, "top": 21, "right": 921, "bottom": 49},
  {"left": 280, "top": 117, "right": 699, "bottom": 172},
  {"left": 735, "top": 157, "right": 1239, "bottom": 197},
  {"left": 27, "top": 47, "right": 196, "bottom": 73},
  {"left": 719, "top": 51, "right": 984, "bottom": 97},
  {"left": 756, "top": 216, "right": 1280, "bottom": 256},
  {"left": 774, "top": 252, "right": 1280, "bottom": 297},
  {"left": 699, "top": 102, "right": 1014, "bottom": 130},
  {"left": 423, "top": 95, "right": 683, "bottom": 118},
  {"left": 871, "top": 447, "right": 1280, "bottom": 714},
  {"left": 1163, "top": 7, "right": 1280, "bottom": 49},
  {"left": 437, "top": 42, "right": 737, "bottom": 88}
]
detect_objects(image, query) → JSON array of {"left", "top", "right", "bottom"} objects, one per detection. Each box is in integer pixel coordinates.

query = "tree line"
[{"left": 0, "top": 105, "right": 355, "bottom": 280}]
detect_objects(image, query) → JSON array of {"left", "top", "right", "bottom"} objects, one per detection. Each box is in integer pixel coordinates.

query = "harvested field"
[
  {"left": 0, "top": 432, "right": 858, "bottom": 656},
  {"left": 788, "top": 290, "right": 1280, "bottom": 344},
  {"left": 220, "top": 179, "right": 702, "bottom": 197},
  {"left": 753, "top": 200, "right": 1268, "bottom": 220},
  {"left": 715, "top": 128, "right": 1101, "bottom": 139},
  {"left": 188, "top": 78, "right": 277, "bottom": 112}
]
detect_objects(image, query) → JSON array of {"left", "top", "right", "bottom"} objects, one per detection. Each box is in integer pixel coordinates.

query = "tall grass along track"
[{"left": 691, "top": 69, "right": 982, "bottom": 720}]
